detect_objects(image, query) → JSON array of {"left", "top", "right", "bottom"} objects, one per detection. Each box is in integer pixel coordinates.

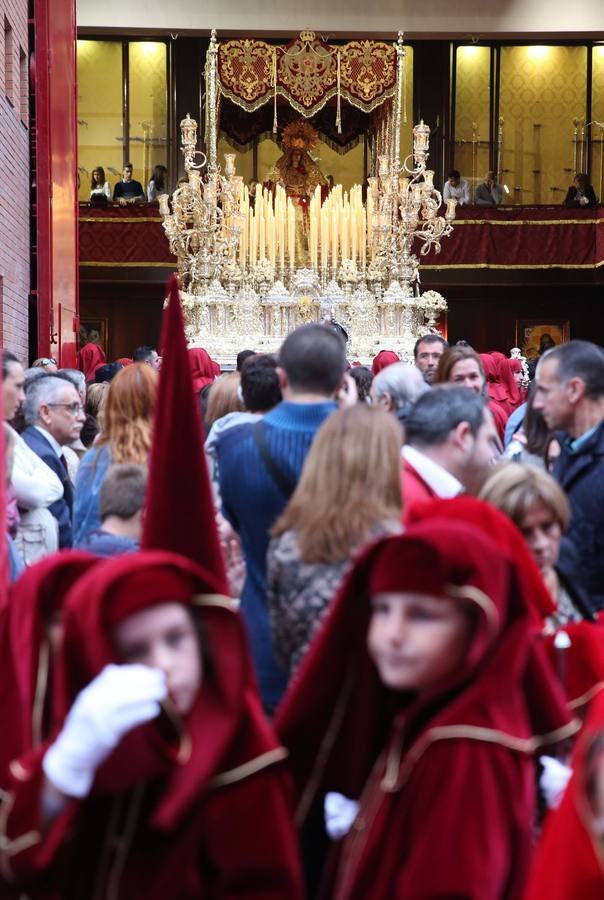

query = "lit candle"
[
  {"left": 250, "top": 209, "right": 257, "bottom": 266},
  {"left": 331, "top": 206, "right": 338, "bottom": 270},
  {"left": 287, "top": 200, "right": 295, "bottom": 267}
]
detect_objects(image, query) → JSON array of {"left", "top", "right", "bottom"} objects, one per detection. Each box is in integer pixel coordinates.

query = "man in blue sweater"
[{"left": 217, "top": 324, "right": 347, "bottom": 711}]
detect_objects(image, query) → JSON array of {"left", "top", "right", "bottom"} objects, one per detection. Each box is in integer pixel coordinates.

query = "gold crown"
[{"left": 282, "top": 119, "right": 319, "bottom": 151}]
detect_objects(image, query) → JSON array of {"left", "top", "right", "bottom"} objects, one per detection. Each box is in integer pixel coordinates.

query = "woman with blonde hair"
[
  {"left": 74, "top": 363, "right": 157, "bottom": 545},
  {"left": 205, "top": 371, "right": 244, "bottom": 430},
  {"left": 479, "top": 462, "right": 592, "bottom": 623},
  {"left": 267, "top": 404, "right": 403, "bottom": 679}
]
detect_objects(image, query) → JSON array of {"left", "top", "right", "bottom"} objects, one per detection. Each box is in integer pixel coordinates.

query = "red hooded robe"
[
  {"left": 187, "top": 348, "right": 216, "bottom": 394},
  {"left": 77, "top": 342, "right": 106, "bottom": 382},
  {"left": 276, "top": 513, "right": 576, "bottom": 900},
  {"left": 371, "top": 350, "right": 400, "bottom": 376},
  {"left": 524, "top": 691, "right": 604, "bottom": 900},
  {"left": 0, "top": 551, "right": 304, "bottom": 899},
  {"left": 408, "top": 496, "right": 604, "bottom": 720}
]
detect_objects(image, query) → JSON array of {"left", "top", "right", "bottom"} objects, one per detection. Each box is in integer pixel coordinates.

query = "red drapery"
[
  {"left": 79, "top": 205, "right": 174, "bottom": 267},
  {"left": 421, "top": 205, "right": 604, "bottom": 270},
  {"left": 79, "top": 203, "right": 604, "bottom": 270}
]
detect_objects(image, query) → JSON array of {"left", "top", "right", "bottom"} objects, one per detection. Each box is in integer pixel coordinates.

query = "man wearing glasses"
[{"left": 21, "top": 375, "right": 86, "bottom": 548}]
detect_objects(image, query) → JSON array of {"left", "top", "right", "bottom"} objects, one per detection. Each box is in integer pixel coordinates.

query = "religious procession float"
[{"left": 159, "top": 30, "right": 455, "bottom": 363}]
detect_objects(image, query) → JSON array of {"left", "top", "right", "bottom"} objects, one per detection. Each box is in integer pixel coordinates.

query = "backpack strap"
[{"left": 251, "top": 421, "right": 296, "bottom": 500}]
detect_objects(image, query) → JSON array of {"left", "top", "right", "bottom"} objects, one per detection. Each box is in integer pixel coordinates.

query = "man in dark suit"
[
  {"left": 21, "top": 375, "right": 86, "bottom": 548},
  {"left": 533, "top": 340, "right": 604, "bottom": 610}
]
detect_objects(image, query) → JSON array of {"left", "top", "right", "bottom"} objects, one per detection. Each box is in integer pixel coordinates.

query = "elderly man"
[
  {"left": 21, "top": 375, "right": 86, "bottom": 548},
  {"left": 3, "top": 351, "right": 67, "bottom": 563},
  {"left": 475, "top": 171, "right": 503, "bottom": 207},
  {"left": 371, "top": 362, "right": 429, "bottom": 422},
  {"left": 414, "top": 334, "right": 449, "bottom": 385},
  {"left": 402, "top": 386, "right": 498, "bottom": 522},
  {"left": 533, "top": 339, "right": 604, "bottom": 609}
]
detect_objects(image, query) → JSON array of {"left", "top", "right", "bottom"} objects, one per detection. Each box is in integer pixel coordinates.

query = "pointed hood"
[
  {"left": 371, "top": 350, "right": 400, "bottom": 376},
  {"left": 141, "top": 276, "right": 228, "bottom": 592},
  {"left": 188, "top": 348, "right": 216, "bottom": 394},
  {"left": 78, "top": 342, "right": 106, "bottom": 381}
]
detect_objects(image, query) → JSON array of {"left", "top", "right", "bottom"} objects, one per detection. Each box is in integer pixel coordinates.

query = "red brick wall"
[{"left": 0, "top": 0, "right": 29, "bottom": 359}]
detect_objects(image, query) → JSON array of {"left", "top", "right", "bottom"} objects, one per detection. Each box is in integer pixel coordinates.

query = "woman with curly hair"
[{"left": 73, "top": 363, "right": 157, "bottom": 545}]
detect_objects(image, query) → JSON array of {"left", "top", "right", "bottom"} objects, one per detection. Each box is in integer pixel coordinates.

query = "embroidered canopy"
[{"left": 217, "top": 32, "right": 398, "bottom": 119}]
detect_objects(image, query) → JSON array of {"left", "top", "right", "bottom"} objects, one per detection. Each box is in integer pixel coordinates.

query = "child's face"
[
  {"left": 367, "top": 592, "right": 474, "bottom": 694},
  {"left": 113, "top": 603, "right": 202, "bottom": 716}
]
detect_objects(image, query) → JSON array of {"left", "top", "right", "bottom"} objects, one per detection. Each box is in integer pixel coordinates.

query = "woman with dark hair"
[
  {"left": 435, "top": 345, "right": 508, "bottom": 440},
  {"left": 504, "top": 382, "right": 551, "bottom": 468},
  {"left": 564, "top": 173, "right": 598, "bottom": 208},
  {"left": 147, "top": 164, "right": 168, "bottom": 202},
  {"left": 89, "top": 167, "right": 111, "bottom": 201}
]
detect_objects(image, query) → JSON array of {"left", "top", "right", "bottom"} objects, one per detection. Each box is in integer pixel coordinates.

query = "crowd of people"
[{"left": 0, "top": 289, "right": 603, "bottom": 898}]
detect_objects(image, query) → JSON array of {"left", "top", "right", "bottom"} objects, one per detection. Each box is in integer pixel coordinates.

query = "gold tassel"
[
  {"left": 336, "top": 49, "right": 342, "bottom": 134},
  {"left": 273, "top": 48, "right": 278, "bottom": 134}
]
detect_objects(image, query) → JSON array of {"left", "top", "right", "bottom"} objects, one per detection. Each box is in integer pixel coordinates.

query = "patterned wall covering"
[
  {"left": 128, "top": 42, "right": 168, "bottom": 188},
  {"left": 77, "top": 40, "right": 123, "bottom": 201},
  {"left": 591, "top": 46, "right": 604, "bottom": 203},
  {"left": 454, "top": 46, "right": 491, "bottom": 200},
  {"left": 499, "top": 45, "right": 587, "bottom": 205}
]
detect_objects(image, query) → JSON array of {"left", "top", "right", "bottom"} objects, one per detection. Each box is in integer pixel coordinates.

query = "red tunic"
[
  {"left": 276, "top": 509, "right": 576, "bottom": 900},
  {"left": 524, "top": 691, "right": 604, "bottom": 900},
  {"left": 0, "top": 551, "right": 304, "bottom": 900}
]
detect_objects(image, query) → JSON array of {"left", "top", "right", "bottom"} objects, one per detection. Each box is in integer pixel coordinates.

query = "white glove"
[
  {"left": 324, "top": 792, "right": 360, "bottom": 839},
  {"left": 43, "top": 664, "right": 167, "bottom": 798},
  {"left": 539, "top": 755, "right": 572, "bottom": 810}
]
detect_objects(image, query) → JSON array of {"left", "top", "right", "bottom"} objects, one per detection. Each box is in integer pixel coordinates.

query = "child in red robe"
[
  {"left": 0, "top": 551, "right": 99, "bottom": 786},
  {"left": 276, "top": 514, "right": 576, "bottom": 900},
  {"left": 0, "top": 549, "right": 303, "bottom": 899},
  {"left": 524, "top": 690, "right": 604, "bottom": 899}
]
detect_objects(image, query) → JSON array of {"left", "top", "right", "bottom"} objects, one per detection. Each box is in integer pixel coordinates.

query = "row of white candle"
[{"left": 238, "top": 181, "right": 377, "bottom": 271}]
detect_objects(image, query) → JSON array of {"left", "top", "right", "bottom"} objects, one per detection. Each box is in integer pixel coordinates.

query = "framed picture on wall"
[
  {"left": 515, "top": 319, "right": 570, "bottom": 362},
  {"left": 434, "top": 313, "right": 448, "bottom": 342},
  {"left": 79, "top": 317, "right": 108, "bottom": 353}
]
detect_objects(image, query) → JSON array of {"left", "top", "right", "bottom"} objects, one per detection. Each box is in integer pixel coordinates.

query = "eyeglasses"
[
  {"left": 47, "top": 402, "right": 85, "bottom": 416},
  {"left": 36, "top": 358, "right": 57, "bottom": 367}
]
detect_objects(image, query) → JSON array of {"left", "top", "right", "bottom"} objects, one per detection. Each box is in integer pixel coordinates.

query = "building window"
[{"left": 76, "top": 38, "right": 168, "bottom": 202}]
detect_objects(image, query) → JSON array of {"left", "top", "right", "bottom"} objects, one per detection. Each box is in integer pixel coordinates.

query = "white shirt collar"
[
  {"left": 33, "top": 425, "right": 63, "bottom": 459},
  {"left": 402, "top": 444, "right": 463, "bottom": 498}
]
